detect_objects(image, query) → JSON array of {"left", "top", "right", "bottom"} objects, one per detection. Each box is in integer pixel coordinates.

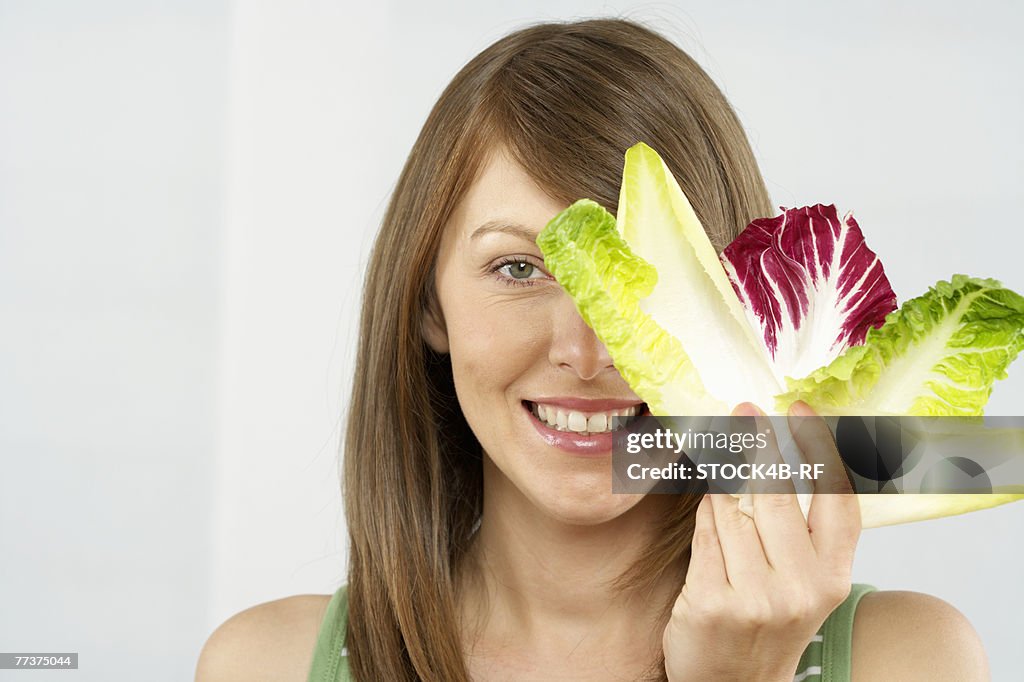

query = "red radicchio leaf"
[{"left": 720, "top": 204, "right": 897, "bottom": 382}]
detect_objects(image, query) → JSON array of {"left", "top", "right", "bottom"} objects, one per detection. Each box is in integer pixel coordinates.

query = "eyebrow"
[{"left": 469, "top": 220, "right": 540, "bottom": 243}]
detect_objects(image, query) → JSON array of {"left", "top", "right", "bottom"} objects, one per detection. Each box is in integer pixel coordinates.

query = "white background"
[{"left": 1, "top": 1, "right": 1022, "bottom": 680}]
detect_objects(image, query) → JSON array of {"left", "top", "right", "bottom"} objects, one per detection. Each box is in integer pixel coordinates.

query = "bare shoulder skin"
[
  {"left": 851, "top": 590, "right": 990, "bottom": 682},
  {"left": 194, "top": 594, "right": 331, "bottom": 682}
]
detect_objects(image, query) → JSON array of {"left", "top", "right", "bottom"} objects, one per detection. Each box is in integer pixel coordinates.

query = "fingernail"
[
  {"left": 732, "top": 402, "right": 762, "bottom": 416},
  {"left": 788, "top": 400, "right": 817, "bottom": 417}
]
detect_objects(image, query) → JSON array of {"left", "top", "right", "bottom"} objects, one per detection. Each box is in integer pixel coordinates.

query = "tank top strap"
[
  {"left": 307, "top": 584, "right": 352, "bottom": 682},
  {"left": 793, "top": 582, "right": 876, "bottom": 681}
]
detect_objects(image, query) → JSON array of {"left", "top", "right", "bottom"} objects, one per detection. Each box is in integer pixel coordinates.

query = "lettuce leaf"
[
  {"left": 615, "top": 143, "right": 782, "bottom": 410},
  {"left": 537, "top": 199, "right": 727, "bottom": 415},
  {"left": 721, "top": 204, "right": 897, "bottom": 384},
  {"left": 536, "top": 143, "right": 1024, "bottom": 528},
  {"left": 777, "top": 275, "right": 1024, "bottom": 416},
  {"left": 856, "top": 493, "right": 1024, "bottom": 528}
]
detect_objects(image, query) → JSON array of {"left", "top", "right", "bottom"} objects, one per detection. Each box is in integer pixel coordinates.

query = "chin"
[{"left": 538, "top": 489, "right": 643, "bottom": 527}]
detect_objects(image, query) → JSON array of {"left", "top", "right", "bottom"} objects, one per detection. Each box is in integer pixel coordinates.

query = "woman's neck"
[{"left": 457, "top": 458, "right": 687, "bottom": 676}]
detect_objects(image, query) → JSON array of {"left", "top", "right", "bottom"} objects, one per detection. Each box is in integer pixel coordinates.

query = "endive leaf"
[
  {"left": 616, "top": 143, "right": 782, "bottom": 410},
  {"left": 858, "top": 493, "right": 1024, "bottom": 528},
  {"left": 736, "top": 491, "right": 1024, "bottom": 529}
]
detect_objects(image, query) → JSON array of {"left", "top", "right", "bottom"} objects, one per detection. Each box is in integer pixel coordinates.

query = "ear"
[{"left": 421, "top": 294, "right": 450, "bottom": 354}]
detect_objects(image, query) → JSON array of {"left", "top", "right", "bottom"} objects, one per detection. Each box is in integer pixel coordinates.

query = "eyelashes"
[{"left": 490, "top": 256, "right": 553, "bottom": 288}]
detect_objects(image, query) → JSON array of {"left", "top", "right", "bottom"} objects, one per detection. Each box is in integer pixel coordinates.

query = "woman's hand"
[{"left": 662, "top": 401, "right": 862, "bottom": 682}]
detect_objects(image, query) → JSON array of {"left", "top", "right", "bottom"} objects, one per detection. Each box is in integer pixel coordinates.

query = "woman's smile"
[{"left": 519, "top": 397, "right": 647, "bottom": 456}]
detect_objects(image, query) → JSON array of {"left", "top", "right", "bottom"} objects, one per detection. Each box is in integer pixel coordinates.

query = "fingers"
[
  {"left": 788, "top": 400, "right": 862, "bottom": 563},
  {"left": 732, "top": 403, "right": 813, "bottom": 574},
  {"left": 685, "top": 494, "right": 728, "bottom": 588},
  {"left": 709, "top": 493, "right": 769, "bottom": 587},
  {"left": 731, "top": 402, "right": 795, "bottom": 496},
  {"left": 696, "top": 403, "right": 860, "bottom": 589}
]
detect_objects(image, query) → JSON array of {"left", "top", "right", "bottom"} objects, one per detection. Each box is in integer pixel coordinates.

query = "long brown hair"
[{"left": 344, "top": 17, "right": 773, "bottom": 681}]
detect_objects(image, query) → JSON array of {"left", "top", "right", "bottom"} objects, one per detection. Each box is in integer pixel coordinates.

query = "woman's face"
[{"left": 424, "top": 146, "right": 648, "bottom": 526}]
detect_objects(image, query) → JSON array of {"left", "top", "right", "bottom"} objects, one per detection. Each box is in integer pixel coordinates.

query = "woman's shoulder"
[
  {"left": 195, "top": 593, "right": 333, "bottom": 682},
  {"left": 192, "top": 587, "right": 991, "bottom": 681},
  {"left": 850, "top": 589, "right": 989, "bottom": 681}
]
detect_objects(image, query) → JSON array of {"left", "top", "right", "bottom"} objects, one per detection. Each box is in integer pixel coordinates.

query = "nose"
[{"left": 548, "top": 292, "right": 615, "bottom": 381}]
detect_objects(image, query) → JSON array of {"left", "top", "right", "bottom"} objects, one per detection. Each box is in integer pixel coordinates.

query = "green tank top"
[{"left": 307, "top": 583, "right": 876, "bottom": 681}]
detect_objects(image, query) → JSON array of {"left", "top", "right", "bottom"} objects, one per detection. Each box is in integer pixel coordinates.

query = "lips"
[{"left": 521, "top": 399, "right": 648, "bottom": 456}]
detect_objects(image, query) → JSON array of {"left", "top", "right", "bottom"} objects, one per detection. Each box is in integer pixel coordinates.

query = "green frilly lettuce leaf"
[
  {"left": 777, "top": 275, "right": 1024, "bottom": 527},
  {"left": 537, "top": 199, "right": 727, "bottom": 415},
  {"left": 777, "top": 275, "right": 1024, "bottom": 417}
]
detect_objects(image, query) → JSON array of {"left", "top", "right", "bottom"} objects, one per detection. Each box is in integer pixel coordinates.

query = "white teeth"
[
  {"left": 567, "top": 411, "right": 587, "bottom": 432},
  {"left": 529, "top": 402, "right": 643, "bottom": 434}
]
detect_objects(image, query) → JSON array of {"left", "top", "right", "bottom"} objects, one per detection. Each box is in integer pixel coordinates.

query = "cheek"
[{"left": 445, "top": 295, "right": 551, "bottom": 397}]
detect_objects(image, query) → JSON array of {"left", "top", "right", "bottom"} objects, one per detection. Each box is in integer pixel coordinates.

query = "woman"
[{"left": 197, "top": 18, "right": 990, "bottom": 681}]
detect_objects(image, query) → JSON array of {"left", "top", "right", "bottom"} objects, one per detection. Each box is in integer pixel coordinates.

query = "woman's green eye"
[
  {"left": 508, "top": 262, "right": 535, "bottom": 278},
  {"left": 494, "top": 259, "right": 548, "bottom": 286}
]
